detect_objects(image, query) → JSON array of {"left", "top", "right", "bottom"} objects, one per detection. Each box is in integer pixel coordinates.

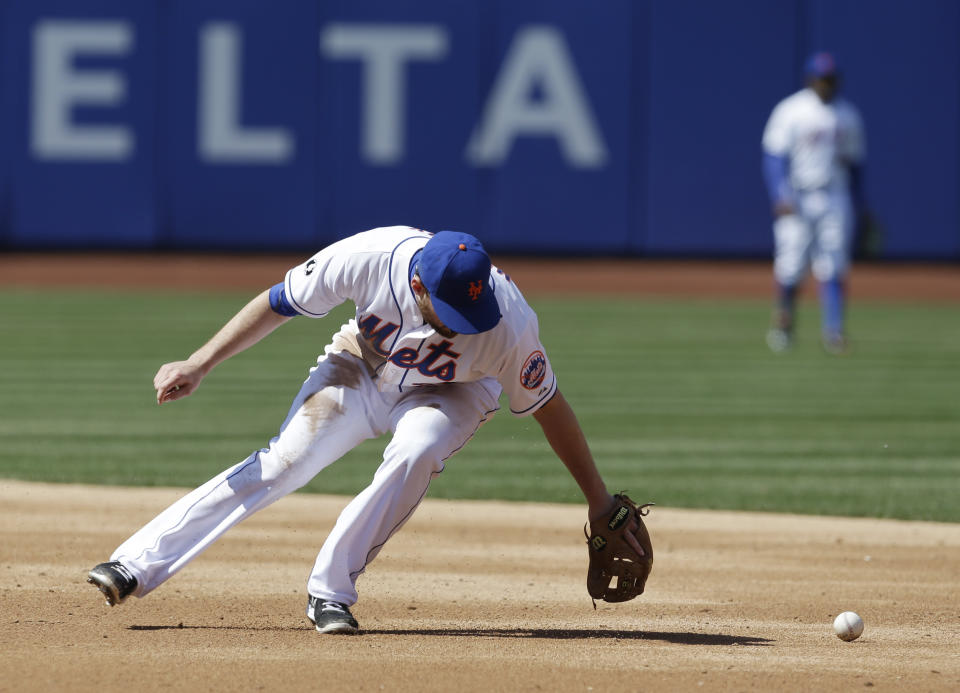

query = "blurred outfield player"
[
  {"left": 86, "top": 227, "right": 647, "bottom": 634},
  {"left": 761, "top": 51, "right": 867, "bottom": 354}
]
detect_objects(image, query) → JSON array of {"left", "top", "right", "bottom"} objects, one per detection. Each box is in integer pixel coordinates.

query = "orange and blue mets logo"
[
  {"left": 468, "top": 280, "right": 483, "bottom": 301},
  {"left": 520, "top": 350, "right": 547, "bottom": 390}
]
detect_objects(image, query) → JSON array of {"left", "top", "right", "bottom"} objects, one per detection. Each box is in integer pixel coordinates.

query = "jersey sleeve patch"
[{"left": 520, "top": 350, "right": 547, "bottom": 390}]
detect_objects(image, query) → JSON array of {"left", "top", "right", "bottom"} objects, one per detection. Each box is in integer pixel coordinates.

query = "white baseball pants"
[
  {"left": 773, "top": 187, "right": 854, "bottom": 286},
  {"left": 111, "top": 349, "right": 499, "bottom": 606}
]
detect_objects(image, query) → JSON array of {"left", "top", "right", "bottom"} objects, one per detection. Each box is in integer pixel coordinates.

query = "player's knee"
[
  {"left": 259, "top": 389, "right": 343, "bottom": 478},
  {"left": 385, "top": 408, "right": 451, "bottom": 480},
  {"left": 227, "top": 449, "right": 305, "bottom": 493},
  {"left": 249, "top": 432, "right": 320, "bottom": 487},
  {"left": 391, "top": 441, "right": 446, "bottom": 481},
  {"left": 225, "top": 447, "right": 304, "bottom": 494},
  {"left": 812, "top": 256, "right": 845, "bottom": 282},
  {"left": 774, "top": 261, "right": 804, "bottom": 287}
]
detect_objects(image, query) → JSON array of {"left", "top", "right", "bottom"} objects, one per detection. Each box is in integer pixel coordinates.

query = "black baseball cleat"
[
  {"left": 306, "top": 595, "right": 359, "bottom": 634},
  {"left": 87, "top": 561, "right": 138, "bottom": 606}
]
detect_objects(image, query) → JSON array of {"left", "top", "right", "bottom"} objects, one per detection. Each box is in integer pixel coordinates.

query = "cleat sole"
[
  {"left": 316, "top": 622, "right": 359, "bottom": 635},
  {"left": 87, "top": 573, "right": 119, "bottom": 606}
]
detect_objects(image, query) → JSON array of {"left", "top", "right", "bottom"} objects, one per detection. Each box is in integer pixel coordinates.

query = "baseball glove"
[
  {"left": 853, "top": 209, "right": 884, "bottom": 259},
  {"left": 585, "top": 494, "right": 654, "bottom": 605}
]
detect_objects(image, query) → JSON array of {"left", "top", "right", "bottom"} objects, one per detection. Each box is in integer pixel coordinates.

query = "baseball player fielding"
[{"left": 85, "top": 226, "right": 650, "bottom": 634}]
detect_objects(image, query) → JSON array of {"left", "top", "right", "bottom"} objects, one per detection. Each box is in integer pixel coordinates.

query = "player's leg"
[
  {"left": 100, "top": 352, "right": 382, "bottom": 600},
  {"left": 306, "top": 382, "right": 498, "bottom": 619},
  {"left": 811, "top": 192, "right": 854, "bottom": 353},
  {"left": 768, "top": 211, "right": 812, "bottom": 352}
]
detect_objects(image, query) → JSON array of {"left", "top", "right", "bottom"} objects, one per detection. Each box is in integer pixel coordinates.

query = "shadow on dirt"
[
  {"left": 129, "top": 624, "right": 291, "bottom": 632},
  {"left": 364, "top": 628, "right": 774, "bottom": 646},
  {"left": 129, "top": 624, "right": 773, "bottom": 646}
]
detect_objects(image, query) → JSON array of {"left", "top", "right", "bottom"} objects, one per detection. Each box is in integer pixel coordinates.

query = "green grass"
[{"left": 1, "top": 288, "right": 958, "bottom": 521}]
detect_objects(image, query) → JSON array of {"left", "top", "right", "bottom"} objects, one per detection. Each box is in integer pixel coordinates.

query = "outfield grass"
[{"left": 1, "top": 288, "right": 958, "bottom": 521}]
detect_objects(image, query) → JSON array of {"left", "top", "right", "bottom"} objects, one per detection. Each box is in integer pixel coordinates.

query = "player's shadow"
[
  {"left": 129, "top": 624, "right": 290, "bottom": 632},
  {"left": 128, "top": 625, "right": 772, "bottom": 646},
  {"left": 358, "top": 628, "right": 773, "bottom": 646}
]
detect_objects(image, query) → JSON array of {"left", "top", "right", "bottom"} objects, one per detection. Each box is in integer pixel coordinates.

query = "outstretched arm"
[
  {"left": 533, "top": 390, "right": 646, "bottom": 556},
  {"left": 153, "top": 289, "right": 291, "bottom": 404}
]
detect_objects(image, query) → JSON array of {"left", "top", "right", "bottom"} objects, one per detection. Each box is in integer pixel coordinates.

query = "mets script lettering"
[
  {"left": 358, "top": 314, "right": 399, "bottom": 356},
  {"left": 388, "top": 340, "right": 461, "bottom": 381}
]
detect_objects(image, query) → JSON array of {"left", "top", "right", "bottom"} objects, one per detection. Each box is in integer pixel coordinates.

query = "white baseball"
[{"left": 833, "top": 611, "right": 864, "bottom": 641}]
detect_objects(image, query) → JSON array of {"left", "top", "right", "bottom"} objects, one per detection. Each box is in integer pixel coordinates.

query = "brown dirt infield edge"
[
  {"left": 1, "top": 481, "right": 958, "bottom": 693},
  {"left": 0, "top": 252, "right": 959, "bottom": 300}
]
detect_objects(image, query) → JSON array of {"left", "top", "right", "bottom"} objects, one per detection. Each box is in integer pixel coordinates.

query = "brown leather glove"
[{"left": 585, "top": 493, "right": 654, "bottom": 604}]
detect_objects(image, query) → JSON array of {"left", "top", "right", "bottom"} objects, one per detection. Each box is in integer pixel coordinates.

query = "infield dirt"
[{"left": 2, "top": 480, "right": 958, "bottom": 692}]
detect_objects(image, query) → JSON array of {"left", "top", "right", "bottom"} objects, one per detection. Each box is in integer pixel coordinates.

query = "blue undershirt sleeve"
[
  {"left": 762, "top": 152, "right": 793, "bottom": 207},
  {"left": 268, "top": 282, "right": 299, "bottom": 317}
]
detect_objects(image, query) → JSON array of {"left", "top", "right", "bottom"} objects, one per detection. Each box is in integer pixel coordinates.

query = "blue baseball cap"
[
  {"left": 417, "top": 231, "right": 501, "bottom": 334},
  {"left": 805, "top": 51, "right": 838, "bottom": 78}
]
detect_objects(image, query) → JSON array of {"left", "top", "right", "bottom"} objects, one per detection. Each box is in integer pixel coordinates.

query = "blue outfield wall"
[{"left": 0, "top": 0, "right": 957, "bottom": 259}]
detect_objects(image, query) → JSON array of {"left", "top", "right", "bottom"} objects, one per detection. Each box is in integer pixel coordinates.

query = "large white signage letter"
[
  {"left": 467, "top": 26, "right": 608, "bottom": 168},
  {"left": 199, "top": 22, "right": 294, "bottom": 164},
  {"left": 32, "top": 20, "right": 134, "bottom": 161},
  {"left": 321, "top": 24, "right": 447, "bottom": 165}
]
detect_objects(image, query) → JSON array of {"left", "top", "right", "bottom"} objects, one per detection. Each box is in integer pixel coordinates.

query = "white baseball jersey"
[
  {"left": 762, "top": 88, "right": 865, "bottom": 192},
  {"left": 283, "top": 226, "right": 557, "bottom": 416}
]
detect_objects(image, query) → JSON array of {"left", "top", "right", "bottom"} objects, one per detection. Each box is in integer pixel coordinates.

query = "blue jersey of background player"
[{"left": 761, "top": 52, "right": 867, "bottom": 354}]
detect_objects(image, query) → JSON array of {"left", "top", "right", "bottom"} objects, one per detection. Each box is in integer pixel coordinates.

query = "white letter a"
[{"left": 467, "top": 26, "right": 607, "bottom": 169}]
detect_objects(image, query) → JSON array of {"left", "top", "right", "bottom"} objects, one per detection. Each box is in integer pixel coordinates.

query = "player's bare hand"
[
  {"left": 773, "top": 200, "right": 796, "bottom": 217},
  {"left": 589, "top": 494, "right": 646, "bottom": 558},
  {"left": 154, "top": 360, "right": 206, "bottom": 404}
]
